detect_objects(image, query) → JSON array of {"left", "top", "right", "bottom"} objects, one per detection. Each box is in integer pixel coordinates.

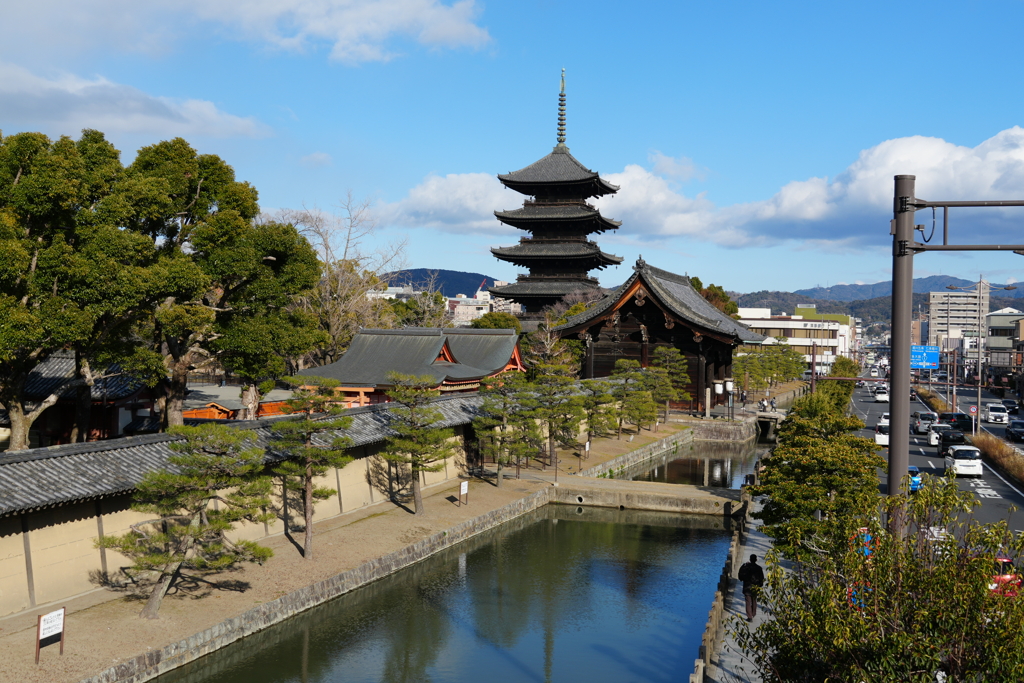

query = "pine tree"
[
  {"left": 382, "top": 372, "right": 456, "bottom": 514},
  {"left": 610, "top": 359, "right": 646, "bottom": 439},
  {"left": 98, "top": 423, "right": 274, "bottom": 619},
  {"left": 580, "top": 378, "right": 618, "bottom": 443},
  {"left": 532, "top": 363, "right": 584, "bottom": 468},
  {"left": 622, "top": 389, "right": 659, "bottom": 433},
  {"left": 270, "top": 375, "right": 353, "bottom": 560},
  {"left": 474, "top": 372, "right": 541, "bottom": 486},
  {"left": 649, "top": 346, "right": 691, "bottom": 423}
]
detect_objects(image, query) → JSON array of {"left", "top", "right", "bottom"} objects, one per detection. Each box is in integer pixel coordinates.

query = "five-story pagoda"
[{"left": 489, "top": 70, "right": 622, "bottom": 313}]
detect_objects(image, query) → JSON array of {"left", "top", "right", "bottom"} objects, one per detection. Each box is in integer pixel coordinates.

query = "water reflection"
[
  {"left": 153, "top": 507, "right": 731, "bottom": 683},
  {"left": 630, "top": 438, "right": 766, "bottom": 489}
]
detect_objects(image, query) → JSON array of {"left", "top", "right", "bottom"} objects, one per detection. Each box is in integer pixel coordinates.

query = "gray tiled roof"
[
  {"left": 488, "top": 280, "right": 601, "bottom": 298},
  {"left": 498, "top": 147, "right": 619, "bottom": 196},
  {"left": 555, "top": 258, "right": 764, "bottom": 344},
  {"left": 297, "top": 328, "right": 518, "bottom": 387},
  {"left": 0, "top": 395, "right": 483, "bottom": 517},
  {"left": 22, "top": 351, "right": 143, "bottom": 401},
  {"left": 494, "top": 205, "right": 622, "bottom": 231},
  {"left": 491, "top": 242, "right": 623, "bottom": 263}
]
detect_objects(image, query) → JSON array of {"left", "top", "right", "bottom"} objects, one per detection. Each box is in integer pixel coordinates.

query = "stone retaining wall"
[
  {"left": 691, "top": 514, "right": 747, "bottom": 683},
  {"left": 578, "top": 428, "right": 694, "bottom": 479},
  {"left": 685, "top": 418, "right": 759, "bottom": 442}
]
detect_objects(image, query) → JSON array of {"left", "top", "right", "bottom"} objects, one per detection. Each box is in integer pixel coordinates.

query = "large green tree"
[
  {"left": 381, "top": 372, "right": 456, "bottom": 514},
  {"left": 735, "top": 477, "right": 1024, "bottom": 681},
  {"left": 270, "top": 376, "right": 353, "bottom": 560},
  {"left": 751, "top": 392, "right": 884, "bottom": 559},
  {"left": 469, "top": 311, "right": 522, "bottom": 335},
  {"left": 97, "top": 423, "right": 273, "bottom": 618},
  {"left": 0, "top": 130, "right": 164, "bottom": 449},
  {"left": 817, "top": 355, "right": 860, "bottom": 411},
  {"left": 532, "top": 363, "right": 584, "bottom": 467}
]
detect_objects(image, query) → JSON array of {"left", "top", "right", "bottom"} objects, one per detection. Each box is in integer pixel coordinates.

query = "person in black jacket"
[{"left": 737, "top": 553, "right": 765, "bottom": 622}]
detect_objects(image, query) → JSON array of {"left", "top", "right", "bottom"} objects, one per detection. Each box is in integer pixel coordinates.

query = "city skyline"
[{"left": 5, "top": 1, "right": 1024, "bottom": 292}]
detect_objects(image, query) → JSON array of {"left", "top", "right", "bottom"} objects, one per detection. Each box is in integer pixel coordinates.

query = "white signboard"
[
  {"left": 460, "top": 481, "right": 468, "bottom": 496},
  {"left": 39, "top": 609, "right": 64, "bottom": 639}
]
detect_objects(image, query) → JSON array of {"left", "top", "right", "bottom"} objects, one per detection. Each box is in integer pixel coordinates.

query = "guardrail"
[{"left": 690, "top": 494, "right": 749, "bottom": 682}]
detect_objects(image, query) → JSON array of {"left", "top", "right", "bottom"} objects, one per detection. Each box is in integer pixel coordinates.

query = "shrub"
[{"left": 973, "top": 431, "right": 1024, "bottom": 483}]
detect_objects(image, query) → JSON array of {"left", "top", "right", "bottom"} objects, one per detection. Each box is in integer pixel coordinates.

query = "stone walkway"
[{"left": 706, "top": 508, "right": 774, "bottom": 683}]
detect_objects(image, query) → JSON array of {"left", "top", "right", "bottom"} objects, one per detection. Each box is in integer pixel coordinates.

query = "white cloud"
[
  {"left": 380, "top": 172, "right": 511, "bottom": 234},
  {"left": 383, "top": 126, "right": 1024, "bottom": 254},
  {"left": 649, "top": 151, "right": 705, "bottom": 181},
  {"left": 0, "top": 62, "right": 270, "bottom": 138},
  {"left": 300, "top": 152, "right": 333, "bottom": 167},
  {"left": 1, "top": 0, "right": 490, "bottom": 65}
]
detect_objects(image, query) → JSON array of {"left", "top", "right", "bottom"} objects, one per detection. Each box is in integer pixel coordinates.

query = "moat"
[{"left": 153, "top": 505, "right": 735, "bottom": 683}]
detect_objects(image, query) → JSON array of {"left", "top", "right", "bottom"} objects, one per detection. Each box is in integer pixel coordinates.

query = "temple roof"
[
  {"left": 489, "top": 279, "right": 601, "bottom": 299},
  {"left": 491, "top": 241, "right": 622, "bottom": 267},
  {"left": 0, "top": 395, "right": 484, "bottom": 517},
  {"left": 21, "top": 351, "right": 144, "bottom": 402},
  {"left": 556, "top": 259, "right": 764, "bottom": 344},
  {"left": 494, "top": 204, "right": 621, "bottom": 233},
  {"left": 297, "top": 328, "right": 520, "bottom": 388},
  {"left": 498, "top": 147, "right": 619, "bottom": 197}
]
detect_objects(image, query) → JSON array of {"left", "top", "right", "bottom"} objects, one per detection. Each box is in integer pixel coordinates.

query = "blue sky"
[{"left": 5, "top": 0, "right": 1024, "bottom": 295}]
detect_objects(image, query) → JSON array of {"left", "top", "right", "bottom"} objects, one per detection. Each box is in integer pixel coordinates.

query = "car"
[
  {"left": 939, "top": 430, "right": 971, "bottom": 458},
  {"left": 912, "top": 411, "right": 939, "bottom": 434},
  {"left": 874, "top": 390, "right": 890, "bottom": 403},
  {"left": 856, "top": 380, "right": 867, "bottom": 388},
  {"left": 874, "top": 423, "right": 890, "bottom": 446},
  {"left": 928, "top": 422, "right": 953, "bottom": 446},
  {"left": 870, "top": 368, "right": 879, "bottom": 377},
  {"left": 990, "top": 557, "right": 1021, "bottom": 597},
  {"left": 1007, "top": 420, "right": 1024, "bottom": 443},
  {"left": 938, "top": 412, "right": 973, "bottom": 432},
  {"left": 1002, "top": 399, "right": 1019, "bottom": 416},
  {"left": 880, "top": 412, "right": 890, "bottom": 424},
  {"left": 907, "top": 465, "right": 923, "bottom": 492},
  {"left": 944, "top": 445, "right": 983, "bottom": 477},
  {"left": 985, "top": 403, "right": 1009, "bottom": 424}
]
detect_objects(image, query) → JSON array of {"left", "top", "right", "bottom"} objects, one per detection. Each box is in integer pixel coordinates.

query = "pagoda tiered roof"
[
  {"left": 490, "top": 240, "right": 622, "bottom": 269},
  {"left": 494, "top": 202, "right": 621, "bottom": 235},
  {"left": 498, "top": 146, "right": 619, "bottom": 198}
]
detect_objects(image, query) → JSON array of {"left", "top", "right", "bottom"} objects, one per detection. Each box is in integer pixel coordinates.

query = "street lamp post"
[
  {"left": 889, "top": 175, "right": 1024, "bottom": 509},
  {"left": 946, "top": 276, "right": 1016, "bottom": 434}
]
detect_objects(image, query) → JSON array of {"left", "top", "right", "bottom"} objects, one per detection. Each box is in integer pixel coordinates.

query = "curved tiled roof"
[
  {"left": 489, "top": 280, "right": 601, "bottom": 298},
  {"left": 498, "top": 147, "right": 619, "bottom": 197},
  {"left": 494, "top": 205, "right": 622, "bottom": 232},
  {"left": 555, "top": 259, "right": 764, "bottom": 344},
  {"left": 297, "top": 328, "right": 519, "bottom": 387},
  {"left": 491, "top": 241, "right": 623, "bottom": 264},
  {"left": 0, "top": 395, "right": 484, "bottom": 517},
  {"left": 21, "top": 351, "right": 143, "bottom": 401}
]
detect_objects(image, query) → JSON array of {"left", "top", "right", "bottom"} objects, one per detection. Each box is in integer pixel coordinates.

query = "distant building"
[
  {"left": 928, "top": 288, "right": 989, "bottom": 348},
  {"left": 736, "top": 307, "right": 842, "bottom": 373},
  {"left": 447, "top": 286, "right": 522, "bottom": 326}
]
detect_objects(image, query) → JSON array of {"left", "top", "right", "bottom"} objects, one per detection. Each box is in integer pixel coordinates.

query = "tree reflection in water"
[{"left": 152, "top": 507, "right": 732, "bottom": 683}]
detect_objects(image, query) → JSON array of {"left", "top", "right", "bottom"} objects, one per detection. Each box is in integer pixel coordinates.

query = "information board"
[
  {"left": 36, "top": 606, "right": 65, "bottom": 663},
  {"left": 910, "top": 345, "right": 940, "bottom": 369}
]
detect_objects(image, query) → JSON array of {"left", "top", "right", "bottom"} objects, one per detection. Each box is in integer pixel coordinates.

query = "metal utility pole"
[{"left": 890, "top": 175, "right": 1024, "bottom": 500}]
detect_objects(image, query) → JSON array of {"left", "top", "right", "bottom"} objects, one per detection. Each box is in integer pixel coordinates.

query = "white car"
[
  {"left": 875, "top": 390, "right": 890, "bottom": 403},
  {"left": 928, "top": 422, "right": 953, "bottom": 446},
  {"left": 944, "top": 445, "right": 983, "bottom": 477},
  {"left": 874, "top": 423, "right": 890, "bottom": 446},
  {"left": 880, "top": 412, "right": 890, "bottom": 424},
  {"left": 985, "top": 403, "right": 1009, "bottom": 424},
  {"left": 913, "top": 411, "right": 939, "bottom": 434}
]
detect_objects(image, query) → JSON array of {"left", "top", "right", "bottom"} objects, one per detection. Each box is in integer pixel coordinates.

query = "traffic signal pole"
[{"left": 889, "top": 175, "right": 916, "bottom": 500}]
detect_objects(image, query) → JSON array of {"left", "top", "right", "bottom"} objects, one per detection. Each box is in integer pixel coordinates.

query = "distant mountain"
[
  {"left": 385, "top": 269, "right": 498, "bottom": 298},
  {"left": 793, "top": 275, "right": 1022, "bottom": 302}
]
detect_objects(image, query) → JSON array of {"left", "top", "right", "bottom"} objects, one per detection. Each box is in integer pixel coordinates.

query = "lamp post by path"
[
  {"left": 890, "top": 176, "right": 1024, "bottom": 512},
  {"left": 946, "top": 276, "right": 1016, "bottom": 434}
]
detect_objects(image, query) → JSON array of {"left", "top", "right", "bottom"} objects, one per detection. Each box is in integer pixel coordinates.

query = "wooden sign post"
[
  {"left": 460, "top": 480, "right": 468, "bottom": 507},
  {"left": 36, "top": 607, "right": 66, "bottom": 664}
]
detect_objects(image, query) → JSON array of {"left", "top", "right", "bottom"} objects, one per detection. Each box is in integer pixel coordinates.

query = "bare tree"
[{"left": 278, "top": 193, "right": 408, "bottom": 368}]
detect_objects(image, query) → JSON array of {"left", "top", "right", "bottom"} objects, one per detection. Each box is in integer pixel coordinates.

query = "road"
[{"left": 851, "top": 379, "right": 1024, "bottom": 529}]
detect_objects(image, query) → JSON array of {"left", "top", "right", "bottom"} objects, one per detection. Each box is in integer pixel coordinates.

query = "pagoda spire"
[{"left": 556, "top": 68, "right": 567, "bottom": 148}]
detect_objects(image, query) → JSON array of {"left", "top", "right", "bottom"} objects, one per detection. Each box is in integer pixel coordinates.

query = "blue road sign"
[{"left": 910, "top": 345, "right": 940, "bottom": 369}]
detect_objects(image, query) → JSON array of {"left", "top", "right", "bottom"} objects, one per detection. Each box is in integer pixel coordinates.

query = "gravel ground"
[{"left": 0, "top": 424, "right": 685, "bottom": 683}]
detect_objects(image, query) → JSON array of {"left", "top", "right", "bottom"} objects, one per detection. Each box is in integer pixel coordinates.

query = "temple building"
[
  {"left": 488, "top": 70, "right": 622, "bottom": 314},
  {"left": 556, "top": 258, "right": 764, "bottom": 410}
]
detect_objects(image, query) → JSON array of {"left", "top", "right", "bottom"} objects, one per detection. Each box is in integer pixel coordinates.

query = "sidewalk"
[{"left": 706, "top": 508, "right": 774, "bottom": 683}]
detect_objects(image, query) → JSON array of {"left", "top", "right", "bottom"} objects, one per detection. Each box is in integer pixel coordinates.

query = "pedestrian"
[
  {"left": 740, "top": 390, "right": 747, "bottom": 406},
  {"left": 738, "top": 553, "right": 765, "bottom": 622},
  {"left": 770, "top": 397, "right": 777, "bottom": 412}
]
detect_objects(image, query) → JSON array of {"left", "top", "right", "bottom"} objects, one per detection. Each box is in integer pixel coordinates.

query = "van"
[
  {"left": 945, "top": 445, "right": 983, "bottom": 477},
  {"left": 870, "top": 368, "right": 879, "bottom": 377},
  {"left": 985, "top": 403, "right": 1009, "bottom": 424}
]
